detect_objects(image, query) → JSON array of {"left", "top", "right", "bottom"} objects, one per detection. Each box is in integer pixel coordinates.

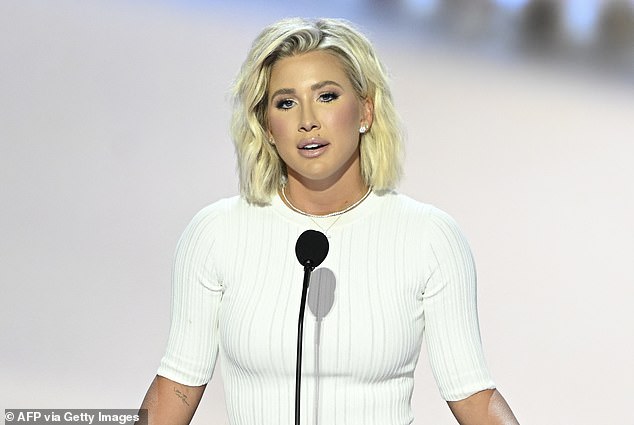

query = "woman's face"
[{"left": 267, "top": 50, "right": 372, "bottom": 189}]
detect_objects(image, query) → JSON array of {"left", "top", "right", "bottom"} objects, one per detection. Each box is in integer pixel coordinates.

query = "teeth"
[{"left": 303, "top": 143, "right": 321, "bottom": 150}]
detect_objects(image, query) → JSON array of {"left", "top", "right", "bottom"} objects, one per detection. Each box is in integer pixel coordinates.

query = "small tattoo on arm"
[{"left": 173, "top": 387, "right": 190, "bottom": 407}]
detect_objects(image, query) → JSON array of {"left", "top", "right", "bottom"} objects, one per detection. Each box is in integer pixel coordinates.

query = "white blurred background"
[{"left": 1, "top": 0, "right": 633, "bottom": 423}]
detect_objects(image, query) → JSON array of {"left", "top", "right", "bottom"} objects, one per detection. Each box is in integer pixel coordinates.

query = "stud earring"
[
  {"left": 359, "top": 125, "right": 368, "bottom": 134},
  {"left": 268, "top": 136, "right": 275, "bottom": 146}
]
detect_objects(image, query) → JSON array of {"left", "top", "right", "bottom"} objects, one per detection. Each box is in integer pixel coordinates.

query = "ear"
[{"left": 360, "top": 97, "right": 374, "bottom": 129}]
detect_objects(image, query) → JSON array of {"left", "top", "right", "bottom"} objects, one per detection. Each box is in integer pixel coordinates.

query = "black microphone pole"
[
  {"left": 294, "top": 230, "right": 329, "bottom": 425},
  {"left": 296, "top": 261, "right": 312, "bottom": 425}
]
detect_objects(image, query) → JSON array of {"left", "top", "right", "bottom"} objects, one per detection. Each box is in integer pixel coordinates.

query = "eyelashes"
[
  {"left": 275, "top": 99, "right": 295, "bottom": 110},
  {"left": 318, "top": 92, "right": 339, "bottom": 102},
  {"left": 274, "top": 92, "right": 340, "bottom": 110}
]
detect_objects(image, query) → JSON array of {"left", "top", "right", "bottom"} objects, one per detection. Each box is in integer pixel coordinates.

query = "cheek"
[
  {"left": 268, "top": 112, "right": 291, "bottom": 139},
  {"left": 328, "top": 101, "right": 362, "bottom": 131}
]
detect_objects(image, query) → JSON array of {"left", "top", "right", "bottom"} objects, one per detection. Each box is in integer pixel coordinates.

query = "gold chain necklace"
[
  {"left": 280, "top": 185, "right": 372, "bottom": 236},
  {"left": 280, "top": 186, "right": 372, "bottom": 218},
  {"left": 309, "top": 215, "right": 344, "bottom": 236}
]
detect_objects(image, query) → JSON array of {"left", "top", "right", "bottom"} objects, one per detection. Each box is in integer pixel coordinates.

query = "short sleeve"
[
  {"left": 420, "top": 207, "right": 496, "bottom": 401},
  {"left": 157, "top": 205, "right": 225, "bottom": 386}
]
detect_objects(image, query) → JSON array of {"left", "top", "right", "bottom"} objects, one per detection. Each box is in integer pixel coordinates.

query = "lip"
[
  {"left": 298, "top": 137, "right": 329, "bottom": 149},
  {"left": 297, "top": 137, "right": 330, "bottom": 158}
]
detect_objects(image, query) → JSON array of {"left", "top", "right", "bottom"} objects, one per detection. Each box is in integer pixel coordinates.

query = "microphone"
[
  {"left": 295, "top": 229, "right": 329, "bottom": 269},
  {"left": 294, "top": 230, "right": 329, "bottom": 425}
]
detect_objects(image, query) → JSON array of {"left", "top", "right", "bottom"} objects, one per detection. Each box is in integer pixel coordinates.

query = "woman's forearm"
[
  {"left": 448, "top": 389, "right": 519, "bottom": 425},
  {"left": 138, "top": 375, "right": 206, "bottom": 425}
]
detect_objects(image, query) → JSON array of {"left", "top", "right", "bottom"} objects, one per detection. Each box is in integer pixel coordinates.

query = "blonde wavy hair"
[{"left": 231, "top": 17, "right": 403, "bottom": 204}]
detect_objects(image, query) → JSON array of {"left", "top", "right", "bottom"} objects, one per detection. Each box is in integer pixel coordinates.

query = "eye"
[
  {"left": 318, "top": 92, "right": 339, "bottom": 103},
  {"left": 275, "top": 99, "right": 295, "bottom": 110}
]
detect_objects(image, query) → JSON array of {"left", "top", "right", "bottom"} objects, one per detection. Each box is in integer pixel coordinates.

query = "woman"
[{"left": 139, "top": 17, "right": 519, "bottom": 425}]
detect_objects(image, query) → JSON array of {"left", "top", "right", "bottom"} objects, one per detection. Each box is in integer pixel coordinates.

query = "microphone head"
[{"left": 295, "top": 230, "right": 329, "bottom": 268}]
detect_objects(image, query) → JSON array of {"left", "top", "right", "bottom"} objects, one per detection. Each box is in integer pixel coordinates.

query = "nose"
[{"left": 298, "top": 105, "right": 320, "bottom": 132}]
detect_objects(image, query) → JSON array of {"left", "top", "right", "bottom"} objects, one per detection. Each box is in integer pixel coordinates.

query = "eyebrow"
[{"left": 269, "top": 80, "right": 344, "bottom": 100}]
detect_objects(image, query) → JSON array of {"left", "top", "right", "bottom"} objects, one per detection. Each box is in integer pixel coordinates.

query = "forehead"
[{"left": 268, "top": 50, "right": 351, "bottom": 91}]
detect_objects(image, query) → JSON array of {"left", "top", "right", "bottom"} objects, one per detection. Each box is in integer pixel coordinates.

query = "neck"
[{"left": 281, "top": 177, "right": 369, "bottom": 217}]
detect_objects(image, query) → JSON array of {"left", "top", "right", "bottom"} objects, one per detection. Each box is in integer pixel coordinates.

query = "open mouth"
[
  {"left": 301, "top": 143, "right": 326, "bottom": 150},
  {"left": 298, "top": 138, "right": 329, "bottom": 156}
]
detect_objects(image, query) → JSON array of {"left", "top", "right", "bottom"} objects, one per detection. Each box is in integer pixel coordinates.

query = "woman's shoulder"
[
  {"left": 183, "top": 195, "right": 245, "bottom": 230},
  {"left": 378, "top": 191, "right": 456, "bottom": 224},
  {"left": 187, "top": 195, "right": 275, "bottom": 228},
  {"left": 380, "top": 192, "right": 472, "bottom": 262},
  {"left": 195, "top": 195, "right": 243, "bottom": 214}
]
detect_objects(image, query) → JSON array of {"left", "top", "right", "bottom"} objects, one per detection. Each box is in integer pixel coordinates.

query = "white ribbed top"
[{"left": 158, "top": 191, "right": 495, "bottom": 425}]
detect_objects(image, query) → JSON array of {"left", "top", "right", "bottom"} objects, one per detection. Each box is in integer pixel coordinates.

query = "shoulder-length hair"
[{"left": 231, "top": 17, "right": 403, "bottom": 204}]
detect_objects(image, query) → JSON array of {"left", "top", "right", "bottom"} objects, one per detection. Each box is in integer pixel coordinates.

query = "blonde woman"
[{"left": 139, "top": 17, "right": 519, "bottom": 425}]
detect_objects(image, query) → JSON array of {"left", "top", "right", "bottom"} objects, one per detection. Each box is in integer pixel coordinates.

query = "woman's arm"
[
  {"left": 140, "top": 206, "right": 225, "bottom": 425},
  {"left": 139, "top": 375, "right": 206, "bottom": 425},
  {"left": 448, "top": 389, "right": 519, "bottom": 425}
]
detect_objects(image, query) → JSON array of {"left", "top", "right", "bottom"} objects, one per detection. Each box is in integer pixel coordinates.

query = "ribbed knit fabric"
[{"left": 157, "top": 191, "right": 495, "bottom": 425}]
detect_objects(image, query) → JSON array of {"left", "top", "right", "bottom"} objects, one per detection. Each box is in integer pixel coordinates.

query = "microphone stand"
[
  {"left": 293, "top": 229, "right": 328, "bottom": 425},
  {"left": 295, "top": 261, "right": 313, "bottom": 425}
]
